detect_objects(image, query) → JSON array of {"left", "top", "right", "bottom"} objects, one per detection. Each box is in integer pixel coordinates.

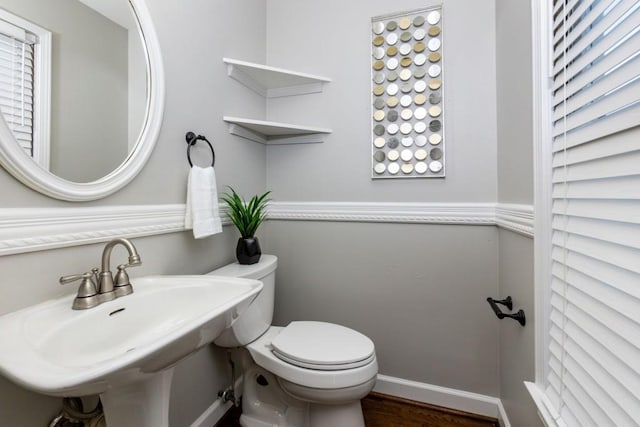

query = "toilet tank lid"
[{"left": 207, "top": 254, "right": 278, "bottom": 279}]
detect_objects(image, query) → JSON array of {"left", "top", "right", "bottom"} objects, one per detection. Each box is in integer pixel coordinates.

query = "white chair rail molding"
[{"left": 0, "top": 202, "right": 533, "bottom": 256}]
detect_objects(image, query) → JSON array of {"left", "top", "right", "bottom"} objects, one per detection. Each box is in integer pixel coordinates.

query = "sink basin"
[{"left": 0, "top": 274, "right": 263, "bottom": 426}]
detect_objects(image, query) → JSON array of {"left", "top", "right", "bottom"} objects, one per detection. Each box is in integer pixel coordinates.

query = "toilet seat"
[
  {"left": 271, "top": 321, "right": 375, "bottom": 371},
  {"left": 273, "top": 351, "right": 376, "bottom": 371},
  {"left": 246, "top": 326, "right": 378, "bottom": 390}
]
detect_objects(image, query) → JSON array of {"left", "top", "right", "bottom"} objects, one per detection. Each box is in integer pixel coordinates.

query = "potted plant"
[{"left": 221, "top": 187, "right": 271, "bottom": 265}]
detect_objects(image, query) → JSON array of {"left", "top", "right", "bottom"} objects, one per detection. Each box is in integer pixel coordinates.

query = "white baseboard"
[
  {"left": 374, "top": 374, "right": 512, "bottom": 427},
  {"left": 189, "top": 373, "right": 511, "bottom": 427},
  {"left": 189, "top": 398, "right": 233, "bottom": 427},
  {"left": 497, "top": 400, "right": 512, "bottom": 427},
  {"left": 189, "top": 376, "right": 243, "bottom": 427}
]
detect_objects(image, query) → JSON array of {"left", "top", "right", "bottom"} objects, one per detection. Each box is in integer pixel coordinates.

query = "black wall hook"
[
  {"left": 487, "top": 296, "right": 526, "bottom": 326},
  {"left": 185, "top": 131, "right": 215, "bottom": 167}
]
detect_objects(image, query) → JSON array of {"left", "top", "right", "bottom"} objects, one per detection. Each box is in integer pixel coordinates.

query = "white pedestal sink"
[{"left": 0, "top": 275, "right": 263, "bottom": 427}]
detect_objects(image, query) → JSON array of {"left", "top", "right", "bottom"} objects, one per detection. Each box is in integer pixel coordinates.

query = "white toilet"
[{"left": 208, "top": 254, "right": 378, "bottom": 427}]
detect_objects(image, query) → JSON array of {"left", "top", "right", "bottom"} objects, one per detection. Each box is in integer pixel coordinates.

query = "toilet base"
[
  {"left": 239, "top": 364, "right": 367, "bottom": 427},
  {"left": 308, "top": 401, "right": 365, "bottom": 427}
]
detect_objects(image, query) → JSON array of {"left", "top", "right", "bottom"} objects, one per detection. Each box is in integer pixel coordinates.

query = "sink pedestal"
[{"left": 100, "top": 368, "right": 174, "bottom": 427}]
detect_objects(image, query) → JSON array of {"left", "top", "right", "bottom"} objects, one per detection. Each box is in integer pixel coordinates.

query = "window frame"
[
  {"left": 0, "top": 8, "right": 51, "bottom": 170},
  {"left": 528, "top": 0, "right": 556, "bottom": 421}
]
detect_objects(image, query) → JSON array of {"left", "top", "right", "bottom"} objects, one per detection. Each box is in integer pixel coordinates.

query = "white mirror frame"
[{"left": 0, "top": 0, "right": 164, "bottom": 201}]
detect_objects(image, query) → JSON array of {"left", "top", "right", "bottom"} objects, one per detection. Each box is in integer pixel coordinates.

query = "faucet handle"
[
  {"left": 59, "top": 273, "right": 85, "bottom": 285},
  {"left": 113, "top": 265, "right": 134, "bottom": 297},
  {"left": 91, "top": 267, "right": 100, "bottom": 285},
  {"left": 59, "top": 272, "right": 100, "bottom": 310},
  {"left": 59, "top": 272, "right": 97, "bottom": 297},
  {"left": 114, "top": 265, "right": 131, "bottom": 286}
]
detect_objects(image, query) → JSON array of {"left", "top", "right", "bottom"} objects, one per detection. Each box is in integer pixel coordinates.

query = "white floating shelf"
[
  {"left": 223, "top": 58, "right": 331, "bottom": 98},
  {"left": 223, "top": 116, "right": 332, "bottom": 145}
]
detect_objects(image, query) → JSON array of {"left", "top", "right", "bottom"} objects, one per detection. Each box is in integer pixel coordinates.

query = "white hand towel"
[{"left": 185, "top": 166, "right": 223, "bottom": 239}]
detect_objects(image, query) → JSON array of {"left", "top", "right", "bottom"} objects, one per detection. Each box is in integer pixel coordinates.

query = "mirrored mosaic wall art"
[{"left": 371, "top": 7, "right": 445, "bottom": 179}]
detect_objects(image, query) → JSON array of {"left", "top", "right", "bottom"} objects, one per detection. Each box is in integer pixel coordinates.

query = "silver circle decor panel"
[{"left": 371, "top": 6, "right": 445, "bottom": 179}]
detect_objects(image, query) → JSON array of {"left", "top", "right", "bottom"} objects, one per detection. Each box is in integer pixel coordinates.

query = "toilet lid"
[{"left": 271, "top": 321, "right": 375, "bottom": 371}]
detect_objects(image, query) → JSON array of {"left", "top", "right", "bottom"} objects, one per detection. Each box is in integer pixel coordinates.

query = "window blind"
[
  {"left": 547, "top": 0, "right": 640, "bottom": 426},
  {"left": 0, "top": 19, "right": 35, "bottom": 157}
]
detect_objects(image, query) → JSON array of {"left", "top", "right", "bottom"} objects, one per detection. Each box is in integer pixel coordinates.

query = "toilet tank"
[{"left": 208, "top": 254, "right": 277, "bottom": 347}]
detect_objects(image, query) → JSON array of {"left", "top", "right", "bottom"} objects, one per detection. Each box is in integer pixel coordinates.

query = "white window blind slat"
[
  {"left": 552, "top": 214, "right": 640, "bottom": 249},
  {"left": 552, "top": 0, "right": 640, "bottom": 84},
  {"left": 548, "top": 293, "right": 637, "bottom": 371},
  {"left": 552, "top": 148, "right": 640, "bottom": 183},
  {"left": 547, "top": 332, "right": 565, "bottom": 382},
  {"left": 0, "top": 59, "right": 34, "bottom": 72},
  {"left": 0, "top": 99, "right": 34, "bottom": 113},
  {"left": 0, "top": 53, "right": 34, "bottom": 70},
  {"left": 550, "top": 278, "right": 640, "bottom": 352},
  {"left": 547, "top": 338, "right": 601, "bottom": 426},
  {"left": 562, "top": 364, "right": 621, "bottom": 427},
  {"left": 558, "top": 385, "right": 595, "bottom": 427},
  {"left": 552, "top": 199, "right": 640, "bottom": 225},
  {"left": 0, "top": 11, "right": 49, "bottom": 169},
  {"left": 553, "top": 0, "right": 570, "bottom": 19},
  {"left": 552, "top": 101, "right": 640, "bottom": 149},
  {"left": 551, "top": 263, "right": 640, "bottom": 324},
  {"left": 551, "top": 0, "right": 601, "bottom": 47},
  {"left": 552, "top": 26, "right": 640, "bottom": 111},
  {"left": 551, "top": 231, "right": 640, "bottom": 273},
  {"left": 552, "top": 46, "right": 640, "bottom": 121},
  {"left": 545, "top": 3, "right": 640, "bottom": 422},
  {"left": 551, "top": 76, "right": 640, "bottom": 136},
  {"left": 551, "top": 126, "right": 640, "bottom": 166},
  {"left": 551, "top": 246, "right": 640, "bottom": 299},
  {"left": 551, "top": 0, "right": 590, "bottom": 48},
  {"left": 548, "top": 315, "right": 640, "bottom": 426},
  {"left": 0, "top": 120, "right": 33, "bottom": 132},
  {"left": 546, "top": 369, "right": 563, "bottom": 409},
  {"left": 551, "top": 173, "right": 640, "bottom": 199},
  {"left": 0, "top": 24, "right": 36, "bottom": 157},
  {"left": 0, "top": 96, "right": 33, "bottom": 113}
]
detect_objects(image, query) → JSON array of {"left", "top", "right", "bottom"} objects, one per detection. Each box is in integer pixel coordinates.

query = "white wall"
[{"left": 265, "top": 0, "right": 498, "bottom": 203}]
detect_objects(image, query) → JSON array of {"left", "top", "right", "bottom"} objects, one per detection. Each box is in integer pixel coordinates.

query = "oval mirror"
[{"left": 0, "top": 0, "right": 164, "bottom": 201}]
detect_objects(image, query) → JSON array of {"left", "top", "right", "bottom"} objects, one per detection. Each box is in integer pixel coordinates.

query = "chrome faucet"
[{"left": 59, "top": 238, "right": 142, "bottom": 310}]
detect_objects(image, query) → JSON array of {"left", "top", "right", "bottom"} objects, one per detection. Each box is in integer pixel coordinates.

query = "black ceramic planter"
[{"left": 236, "top": 237, "right": 262, "bottom": 265}]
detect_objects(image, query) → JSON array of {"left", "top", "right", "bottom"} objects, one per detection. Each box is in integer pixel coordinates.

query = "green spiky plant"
[{"left": 221, "top": 187, "right": 271, "bottom": 238}]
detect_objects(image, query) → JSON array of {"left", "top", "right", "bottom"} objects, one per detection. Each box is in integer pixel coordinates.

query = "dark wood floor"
[
  {"left": 362, "top": 392, "right": 499, "bottom": 427},
  {"left": 214, "top": 392, "right": 500, "bottom": 427}
]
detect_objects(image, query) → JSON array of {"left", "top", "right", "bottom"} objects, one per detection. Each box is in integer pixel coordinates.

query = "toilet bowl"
[{"left": 208, "top": 255, "right": 377, "bottom": 427}]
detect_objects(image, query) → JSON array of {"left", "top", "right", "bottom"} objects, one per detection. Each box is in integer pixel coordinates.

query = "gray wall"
[
  {"left": 0, "top": 0, "right": 130, "bottom": 182},
  {"left": 262, "top": 0, "right": 501, "bottom": 397},
  {"left": 264, "top": 221, "right": 500, "bottom": 395},
  {"left": 495, "top": 0, "right": 541, "bottom": 425},
  {"left": 0, "top": 0, "right": 267, "bottom": 425}
]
